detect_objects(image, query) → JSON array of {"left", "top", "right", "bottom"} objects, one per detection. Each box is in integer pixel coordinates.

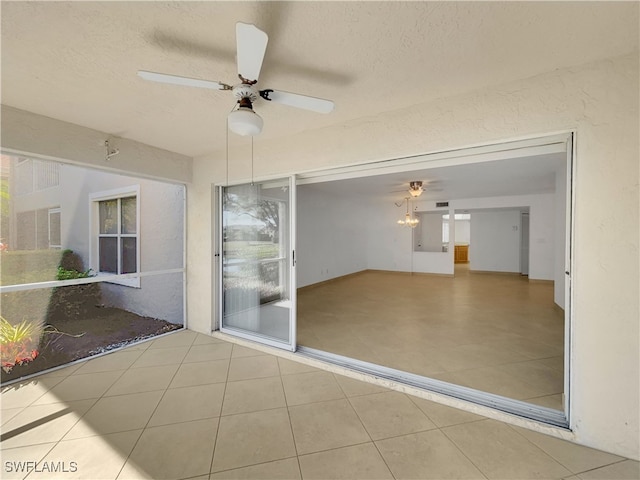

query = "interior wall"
[
  {"left": 469, "top": 210, "right": 522, "bottom": 273},
  {"left": 191, "top": 53, "right": 639, "bottom": 458},
  {"left": 296, "top": 186, "right": 368, "bottom": 287},
  {"left": 450, "top": 194, "right": 556, "bottom": 282}
]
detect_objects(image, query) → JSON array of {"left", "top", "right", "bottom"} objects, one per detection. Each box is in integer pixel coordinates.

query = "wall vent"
[{"left": 436, "top": 201, "right": 449, "bottom": 208}]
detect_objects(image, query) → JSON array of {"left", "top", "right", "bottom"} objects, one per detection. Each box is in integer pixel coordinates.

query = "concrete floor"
[
  {"left": 298, "top": 265, "right": 565, "bottom": 409},
  {"left": 2, "top": 330, "right": 638, "bottom": 480}
]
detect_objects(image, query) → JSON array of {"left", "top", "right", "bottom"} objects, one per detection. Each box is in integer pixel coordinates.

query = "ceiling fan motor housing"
[{"left": 232, "top": 84, "right": 260, "bottom": 103}]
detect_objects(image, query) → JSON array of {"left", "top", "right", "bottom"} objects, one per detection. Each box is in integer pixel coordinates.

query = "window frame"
[{"left": 89, "top": 185, "right": 141, "bottom": 288}]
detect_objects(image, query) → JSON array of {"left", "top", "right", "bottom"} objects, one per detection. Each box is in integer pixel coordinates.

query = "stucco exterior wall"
[{"left": 189, "top": 54, "right": 639, "bottom": 459}]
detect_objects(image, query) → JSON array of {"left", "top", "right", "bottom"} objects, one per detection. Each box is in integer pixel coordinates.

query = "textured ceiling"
[{"left": 1, "top": 1, "right": 637, "bottom": 158}]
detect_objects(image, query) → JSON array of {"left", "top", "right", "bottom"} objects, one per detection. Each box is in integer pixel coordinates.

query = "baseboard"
[
  {"left": 297, "top": 270, "right": 368, "bottom": 292},
  {"left": 358, "top": 269, "right": 454, "bottom": 278},
  {"left": 298, "top": 269, "right": 454, "bottom": 291},
  {"left": 528, "top": 278, "right": 555, "bottom": 285},
  {"left": 470, "top": 270, "right": 522, "bottom": 276}
]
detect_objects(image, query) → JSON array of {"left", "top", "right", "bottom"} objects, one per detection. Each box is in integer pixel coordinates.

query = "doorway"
[
  {"left": 218, "top": 177, "right": 297, "bottom": 351},
  {"left": 216, "top": 133, "right": 573, "bottom": 426}
]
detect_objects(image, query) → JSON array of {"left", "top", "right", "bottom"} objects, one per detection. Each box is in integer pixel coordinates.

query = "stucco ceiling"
[{"left": 1, "top": 1, "right": 637, "bottom": 160}]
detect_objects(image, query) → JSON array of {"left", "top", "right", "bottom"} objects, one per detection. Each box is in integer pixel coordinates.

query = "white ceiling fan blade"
[
  {"left": 264, "top": 90, "right": 335, "bottom": 113},
  {"left": 236, "top": 22, "right": 268, "bottom": 82},
  {"left": 137, "top": 70, "right": 229, "bottom": 90}
]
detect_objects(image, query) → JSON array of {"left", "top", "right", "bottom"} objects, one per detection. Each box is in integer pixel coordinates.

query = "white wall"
[
  {"left": 296, "top": 185, "right": 368, "bottom": 287},
  {"left": 415, "top": 212, "right": 444, "bottom": 252},
  {"left": 469, "top": 210, "right": 522, "bottom": 273},
  {"left": 450, "top": 194, "right": 557, "bottom": 282},
  {"left": 455, "top": 219, "right": 471, "bottom": 244},
  {"left": 189, "top": 54, "right": 639, "bottom": 458}
]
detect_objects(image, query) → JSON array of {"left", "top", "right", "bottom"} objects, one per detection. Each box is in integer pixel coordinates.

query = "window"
[
  {"left": 15, "top": 207, "right": 61, "bottom": 250},
  {"left": 90, "top": 186, "right": 140, "bottom": 287}
]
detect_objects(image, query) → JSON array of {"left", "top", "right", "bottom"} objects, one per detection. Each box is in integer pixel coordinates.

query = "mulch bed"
[{"left": 1, "top": 304, "right": 182, "bottom": 385}]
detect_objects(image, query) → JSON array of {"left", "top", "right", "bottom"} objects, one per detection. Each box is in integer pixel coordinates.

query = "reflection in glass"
[
  {"left": 121, "top": 238, "right": 137, "bottom": 274},
  {"left": 221, "top": 181, "right": 291, "bottom": 345},
  {"left": 99, "top": 200, "right": 117, "bottom": 234},
  {"left": 121, "top": 197, "right": 137, "bottom": 234},
  {"left": 99, "top": 237, "right": 117, "bottom": 273}
]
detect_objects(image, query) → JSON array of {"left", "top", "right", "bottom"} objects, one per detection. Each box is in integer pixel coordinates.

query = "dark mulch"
[{"left": 1, "top": 303, "right": 182, "bottom": 384}]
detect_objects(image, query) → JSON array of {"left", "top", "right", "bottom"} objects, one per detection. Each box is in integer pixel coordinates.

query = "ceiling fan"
[{"left": 138, "top": 22, "right": 335, "bottom": 136}]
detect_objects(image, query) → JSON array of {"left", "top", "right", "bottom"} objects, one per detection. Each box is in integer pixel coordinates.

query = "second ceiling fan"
[{"left": 138, "top": 22, "right": 335, "bottom": 136}]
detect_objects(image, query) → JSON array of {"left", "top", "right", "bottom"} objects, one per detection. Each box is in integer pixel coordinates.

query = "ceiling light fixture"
[
  {"left": 227, "top": 105, "right": 263, "bottom": 136},
  {"left": 397, "top": 197, "right": 420, "bottom": 228},
  {"left": 408, "top": 181, "right": 423, "bottom": 197}
]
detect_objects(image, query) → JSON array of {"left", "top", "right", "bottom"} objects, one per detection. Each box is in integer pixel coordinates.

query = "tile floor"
[
  {"left": 298, "top": 266, "right": 565, "bottom": 409},
  {"left": 1, "top": 330, "right": 638, "bottom": 480}
]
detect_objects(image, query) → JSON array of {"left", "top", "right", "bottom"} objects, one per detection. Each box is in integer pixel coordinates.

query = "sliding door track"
[{"left": 297, "top": 346, "right": 569, "bottom": 429}]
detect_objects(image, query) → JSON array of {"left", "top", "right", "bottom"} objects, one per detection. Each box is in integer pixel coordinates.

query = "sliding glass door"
[{"left": 218, "top": 177, "right": 296, "bottom": 351}]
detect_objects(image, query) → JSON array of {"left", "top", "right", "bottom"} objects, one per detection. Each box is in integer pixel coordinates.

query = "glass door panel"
[{"left": 220, "top": 178, "right": 296, "bottom": 350}]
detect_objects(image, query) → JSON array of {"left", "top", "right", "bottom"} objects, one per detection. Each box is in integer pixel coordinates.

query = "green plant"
[
  {"left": 56, "top": 267, "right": 94, "bottom": 281},
  {"left": 0, "top": 316, "right": 41, "bottom": 373}
]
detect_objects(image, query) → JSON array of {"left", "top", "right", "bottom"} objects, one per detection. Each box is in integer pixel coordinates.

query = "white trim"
[
  {"left": 295, "top": 133, "right": 570, "bottom": 185},
  {"left": 0, "top": 268, "right": 184, "bottom": 293}
]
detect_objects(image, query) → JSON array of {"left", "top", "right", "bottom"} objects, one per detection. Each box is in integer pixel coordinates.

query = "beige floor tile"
[
  {"left": 129, "top": 346, "right": 190, "bottom": 369},
  {"left": 297, "top": 269, "right": 565, "bottom": 404},
  {"left": 183, "top": 343, "right": 233, "bottom": 363},
  {"left": 227, "top": 356, "right": 280, "bottom": 382},
  {"left": 169, "top": 359, "right": 229, "bottom": 389},
  {"left": 64, "top": 391, "right": 163, "bottom": 439},
  {"left": 120, "top": 340, "right": 152, "bottom": 351},
  {"left": 1, "top": 377, "right": 65, "bottom": 410},
  {"left": 32, "top": 371, "right": 123, "bottom": 405},
  {"left": 148, "top": 383, "right": 225, "bottom": 426},
  {"left": 277, "top": 357, "right": 320, "bottom": 376},
  {"left": 211, "top": 408, "right": 296, "bottom": 473},
  {"left": 578, "top": 460, "right": 640, "bottom": 479},
  {"left": 210, "top": 458, "right": 301, "bottom": 480},
  {"left": 281, "top": 371, "right": 345, "bottom": 406},
  {"left": 288, "top": 399, "right": 371, "bottom": 455},
  {"left": 118, "top": 418, "right": 218, "bottom": 479},
  {"left": 349, "top": 391, "right": 436, "bottom": 440},
  {"left": 104, "top": 365, "right": 179, "bottom": 396},
  {"left": 147, "top": 329, "right": 197, "bottom": 349},
  {"left": 193, "top": 333, "right": 226, "bottom": 345},
  {"left": 409, "top": 396, "right": 485, "bottom": 427},
  {"left": 231, "top": 344, "right": 268, "bottom": 358},
  {"left": 443, "top": 419, "right": 572, "bottom": 479},
  {"left": 221, "top": 377, "right": 286, "bottom": 416},
  {"left": 510, "top": 425, "right": 625, "bottom": 474},
  {"left": 429, "top": 343, "right": 531, "bottom": 372},
  {"left": 1, "top": 399, "right": 95, "bottom": 449},
  {"left": 375, "top": 429, "right": 486, "bottom": 479},
  {"left": 434, "top": 359, "right": 563, "bottom": 401},
  {"left": 73, "top": 350, "right": 143, "bottom": 375},
  {"left": 298, "top": 443, "right": 393, "bottom": 480},
  {"left": 37, "top": 429, "right": 142, "bottom": 480},
  {"left": 36, "top": 362, "right": 83, "bottom": 378},
  {"left": 334, "top": 374, "right": 389, "bottom": 397},
  {"left": 0, "top": 442, "right": 56, "bottom": 479},
  {"left": 1, "top": 407, "right": 24, "bottom": 426}
]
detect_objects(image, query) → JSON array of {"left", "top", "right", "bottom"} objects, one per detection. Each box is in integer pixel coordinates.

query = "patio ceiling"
[{"left": 1, "top": 2, "right": 637, "bottom": 158}]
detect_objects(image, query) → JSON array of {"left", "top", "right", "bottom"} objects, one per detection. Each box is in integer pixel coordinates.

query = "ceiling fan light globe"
[{"left": 228, "top": 107, "right": 263, "bottom": 136}]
